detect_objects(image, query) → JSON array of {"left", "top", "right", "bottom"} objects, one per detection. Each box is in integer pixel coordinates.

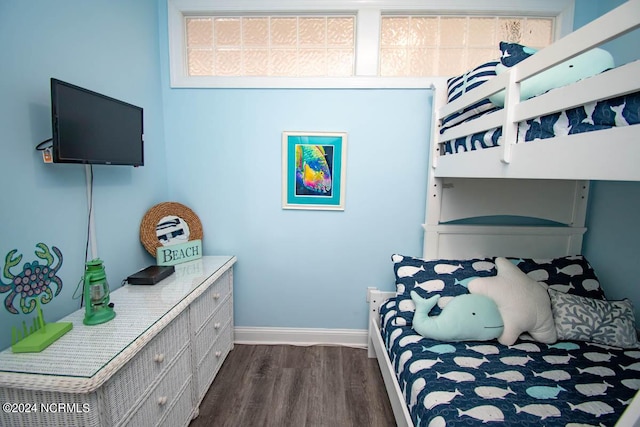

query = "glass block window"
[
  {"left": 379, "top": 16, "right": 554, "bottom": 77},
  {"left": 185, "top": 15, "right": 356, "bottom": 77}
]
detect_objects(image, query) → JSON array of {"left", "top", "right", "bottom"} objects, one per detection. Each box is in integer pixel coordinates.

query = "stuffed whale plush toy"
[
  {"left": 410, "top": 291, "right": 504, "bottom": 342},
  {"left": 489, "top": 47, "right": 614, "bottom": 107},
  {"left": 468, "top": 257, "right": 557, "bottom": 346}
]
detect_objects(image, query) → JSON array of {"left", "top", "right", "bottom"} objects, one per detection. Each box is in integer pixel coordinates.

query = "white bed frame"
[
  {"left": 367, "top": 1, "right": 640, "bottom": 425},
  {"left": 434, "top": 0, "right": 640, "bottom": 182}
]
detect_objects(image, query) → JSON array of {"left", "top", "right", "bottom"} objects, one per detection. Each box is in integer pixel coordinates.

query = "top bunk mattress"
[
  {"left": 379, "top": 298, "right": 640, "bottom": 426},
  {"left": 440, "top": 89, "right": 640, "bottom": 156}
]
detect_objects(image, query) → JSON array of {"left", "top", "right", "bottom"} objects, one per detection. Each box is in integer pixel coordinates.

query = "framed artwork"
[{"left": 282, "top": 131, "right": 347, "bottom": 210}]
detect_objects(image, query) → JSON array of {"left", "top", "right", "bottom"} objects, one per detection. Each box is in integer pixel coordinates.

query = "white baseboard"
[{"left": 234, "top": 326, "right": 368, "bottom": 349}]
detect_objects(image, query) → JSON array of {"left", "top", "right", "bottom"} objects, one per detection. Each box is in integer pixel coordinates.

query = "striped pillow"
[{"left": 441, "top": 60, "right": 500, "bottom": 132}]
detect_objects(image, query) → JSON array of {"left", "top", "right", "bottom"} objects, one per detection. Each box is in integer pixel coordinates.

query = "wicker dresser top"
[{"left": 0, "top": 256, "right": 235, "bottom": 384}]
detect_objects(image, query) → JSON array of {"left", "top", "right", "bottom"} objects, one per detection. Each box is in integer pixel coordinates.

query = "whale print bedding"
[
  {"left": 379, "top": 298, "right": 640, "bottom": 426},
  {"left": 439, "top": 89, "right": 640, "bottom": 156}
]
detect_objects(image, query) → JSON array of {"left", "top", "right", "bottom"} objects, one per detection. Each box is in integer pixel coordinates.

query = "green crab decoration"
[{"left": 0, "top": 243, "right": 63, "bottom": 314}]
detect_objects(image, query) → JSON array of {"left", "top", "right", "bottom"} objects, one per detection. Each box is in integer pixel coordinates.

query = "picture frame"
[{"left": 282, "top": 131, "right": 347, "bottom": 210}]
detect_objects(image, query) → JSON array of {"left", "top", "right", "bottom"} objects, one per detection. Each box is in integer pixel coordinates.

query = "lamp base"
[{"left": 83, "top": 307, "right": 116, "bottom": 326}]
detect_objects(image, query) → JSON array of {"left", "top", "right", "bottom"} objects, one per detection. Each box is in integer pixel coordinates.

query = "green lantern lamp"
[{"left": 83, "top": 259, "right": 116, "bottom": 325}]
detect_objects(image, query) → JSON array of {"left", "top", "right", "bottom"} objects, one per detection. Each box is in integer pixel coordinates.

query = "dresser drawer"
[
  {"left": 122, "top": 347, "right": 192, "bottom": 427},
  {"left": 193, "top": 297, "right": 232, "bottom": 366},
  {"left": 158, "top": 379, "right": 194, "bottom": 427},
  {"left": 106, "top": 311, "right": 189, "bottom": 425},
  {"left": 190, "top": 270, "right": 232, "bottom": 333},
  {"left": 196, "top": 324, "right": 233, "bottom": 400}
]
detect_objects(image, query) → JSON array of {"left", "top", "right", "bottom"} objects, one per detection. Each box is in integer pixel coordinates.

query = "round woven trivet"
[{"left": 139, "top": 202, "right": 203, "bottom": 256}]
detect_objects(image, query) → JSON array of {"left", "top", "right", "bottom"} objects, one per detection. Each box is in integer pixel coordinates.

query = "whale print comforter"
[{"left": 379, "top": 298, "right": 640, "bottom": 426}]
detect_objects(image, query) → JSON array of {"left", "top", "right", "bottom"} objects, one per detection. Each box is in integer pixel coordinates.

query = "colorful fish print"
[{"left": 295, "top": 144, "right": 332, "bottom": 194}]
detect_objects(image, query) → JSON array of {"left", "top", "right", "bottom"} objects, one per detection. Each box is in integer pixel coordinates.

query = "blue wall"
[
  {"left": 575, "top": 0, "right": 640, "bottom": 319},
  {"left": 0, "top": 0, "right": 168, "bottom": 350},
  {"left": 161, "top": 87, "right": 430, "bottom": 329},
  {"left": 155, "top": 3, "right": 431, "bottom": 331}
]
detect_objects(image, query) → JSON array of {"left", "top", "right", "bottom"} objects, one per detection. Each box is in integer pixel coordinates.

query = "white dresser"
[{"left": 0, "top": 255, "right": 236, "bottom": 427}]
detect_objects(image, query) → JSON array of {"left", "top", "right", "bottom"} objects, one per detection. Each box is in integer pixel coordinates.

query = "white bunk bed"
[
  {"left": 432, "top": 0, "right": 640, "bottom": 182},
  {"left": 367, "top": 1, "right": 640, "bottom": 426}
]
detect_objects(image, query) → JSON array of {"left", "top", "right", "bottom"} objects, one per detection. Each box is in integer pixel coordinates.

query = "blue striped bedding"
[{"left": 379, "top": 297, "right": 640, "bottom": 426}]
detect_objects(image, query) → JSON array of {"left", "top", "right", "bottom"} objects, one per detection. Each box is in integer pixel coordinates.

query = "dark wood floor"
[{"left": 190, "top": 344, "right": 396, "bottom": 427}]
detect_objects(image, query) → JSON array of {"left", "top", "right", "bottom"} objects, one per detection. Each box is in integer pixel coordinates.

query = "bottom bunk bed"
[{"left": 368, "top": 255, "right": 640, "bottom": 427}]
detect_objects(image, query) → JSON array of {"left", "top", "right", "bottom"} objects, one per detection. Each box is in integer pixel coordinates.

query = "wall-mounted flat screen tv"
[{"left": 51, "top": 78, "right": 144, "bottom": 166}]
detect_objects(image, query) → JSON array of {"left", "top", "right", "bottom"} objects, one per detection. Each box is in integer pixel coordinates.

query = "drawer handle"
[
  {"left": 214, "top": 322, "right": 221, "bottom": 329},
  {"left": 215, "top": 351, "right": 222, "bottom": 358},
  {"left": 154, "top": 353, "right": 165, "bottom": 363},
  {"left": 157, "top": 396, "right": 168, "bottom": 406},
  {"left": 213, "top": 293, "right": 221, "bottom": 300}
]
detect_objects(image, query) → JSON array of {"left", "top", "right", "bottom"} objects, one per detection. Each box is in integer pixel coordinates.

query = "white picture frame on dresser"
[{"left": 0, "top": 255, "right": 236, "bottom": 427}]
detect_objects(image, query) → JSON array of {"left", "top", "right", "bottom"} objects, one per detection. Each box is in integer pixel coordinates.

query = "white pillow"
[{"left": 468, "top": 257, "right": 557, "bottom": 346}]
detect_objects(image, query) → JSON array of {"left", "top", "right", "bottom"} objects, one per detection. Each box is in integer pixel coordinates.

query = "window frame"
[{"left": 167, "top": 0, "right": 575, "bottom": 88}]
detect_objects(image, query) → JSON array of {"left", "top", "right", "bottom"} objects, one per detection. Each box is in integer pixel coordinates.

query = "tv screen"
[{"left": 51, "top": 78, "right": 144, "bottom": 166}]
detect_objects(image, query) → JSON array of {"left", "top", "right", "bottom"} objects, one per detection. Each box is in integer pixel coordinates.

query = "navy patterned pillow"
[
  {"left": 514, "top": 255, "right": 606, "bottom": 300},
  {"left": 391, "top": 254, "right": 496, "bottom": 326},
  {"left": 390, "top": 254, "right": 606, "bottom": 327},
  {"left": 499, "top": 41, "right": 537, "bottom": 67}
]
